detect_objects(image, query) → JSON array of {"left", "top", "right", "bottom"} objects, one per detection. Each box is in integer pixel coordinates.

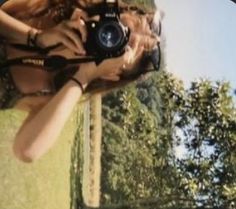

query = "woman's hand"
[
  {"left": 73, "top": 33, "right": 159, "bottom": 86},
  {"left": 74, "top": 47, "right": 134, "bottom": 85},
  {"left": 36, "top": 9, "right": 88, "bottom": 55}
]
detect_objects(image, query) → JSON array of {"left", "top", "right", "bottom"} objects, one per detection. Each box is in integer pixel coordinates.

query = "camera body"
[{"left": 84, "top": 0, "right": 130, "bottom": 63}]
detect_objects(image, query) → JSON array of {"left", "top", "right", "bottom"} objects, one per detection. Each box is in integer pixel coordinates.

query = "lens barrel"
[
  {"left": 97, "top": 21, "right": 123, "bottom": 50},
  {"left": 85, "top": 20, "right": 130, "bottom": 61}
]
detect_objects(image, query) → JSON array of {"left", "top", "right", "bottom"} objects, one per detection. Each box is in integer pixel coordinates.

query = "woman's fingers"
[
  {"left": 67, "top": 19, "right": 87, "bottom": 42},
  {"left": 37, "top": 14, "right": 87, "bottom": 54},
  {"left": 70, "top": 9, "right": 88, "bottom": 42},
  {"left": 58, "top": 33, "right": 83, "bottom": 55},
  {"left": 71, "top": 8, "right": 89, "bottom": 22},
  {"left": 59, "top": 22, "right": 85, "bottom": 54}
]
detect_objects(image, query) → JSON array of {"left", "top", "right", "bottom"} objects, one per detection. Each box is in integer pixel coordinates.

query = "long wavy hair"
[{"left": 1, "top": 0, "right": 161, "bottom": 95}]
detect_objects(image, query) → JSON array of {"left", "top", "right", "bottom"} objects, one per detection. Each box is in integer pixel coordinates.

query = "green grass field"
[{"left": 0, "top": 107, "right": 83, "bottom": 209}]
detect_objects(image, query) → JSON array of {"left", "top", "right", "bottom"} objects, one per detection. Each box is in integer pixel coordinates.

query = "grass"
[{"left": 0, "top": 106, "right": 83, "bottom": 209}]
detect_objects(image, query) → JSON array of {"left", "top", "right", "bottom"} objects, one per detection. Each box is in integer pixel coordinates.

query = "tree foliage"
[
  {"left": 101, "top": 71, "right": 236, "bottom": 209},
  {"left": 174, "top": 80, "right": 236, "bottom": 208}
]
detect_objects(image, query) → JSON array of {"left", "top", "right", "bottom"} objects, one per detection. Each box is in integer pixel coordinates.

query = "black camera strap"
[{"left": 0, "top": 55, "right": 97, "bottom": 72}]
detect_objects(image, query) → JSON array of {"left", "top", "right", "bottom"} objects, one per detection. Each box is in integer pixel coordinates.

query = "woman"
[{"left": 0, "top": 0, "right": 160, "bottom": 162}]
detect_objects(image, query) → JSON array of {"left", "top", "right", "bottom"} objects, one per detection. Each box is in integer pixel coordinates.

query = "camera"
[{"left": 84, "top": 0, "right": 130, "bottom": 63}]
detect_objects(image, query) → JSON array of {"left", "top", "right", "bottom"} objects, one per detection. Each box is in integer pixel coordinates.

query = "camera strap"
[{"left": 0, "top": 55, "right": 97, "bottom": 72}]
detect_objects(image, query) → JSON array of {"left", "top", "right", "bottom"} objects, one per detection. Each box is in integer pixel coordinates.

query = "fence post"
[{"left": 83, "top": 94, "right": 102, "bottom": 208}]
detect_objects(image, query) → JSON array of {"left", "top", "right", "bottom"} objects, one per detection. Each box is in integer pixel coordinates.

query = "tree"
[
  {"left": 101, "top": 71, "right": 191, "bottom": 208},
  {"left": 101, "top": 84, "right": 161, "bottom": 205},
  {"left": 174, "top": 80, "right": 236, "bottom": 208},
  {"left": 101, "top": 71, "right": 236, "bottom": 209}
]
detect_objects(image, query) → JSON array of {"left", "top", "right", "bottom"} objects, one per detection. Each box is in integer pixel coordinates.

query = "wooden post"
[{"left": 83, "top": 94, "right": 102, "bottom": 208}]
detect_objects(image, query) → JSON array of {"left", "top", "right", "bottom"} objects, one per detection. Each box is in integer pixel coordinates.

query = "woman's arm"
[
  {"left": 0, "top": 8, "right": 87, "bottom": 53},
  {"left": 13, "top": 50, "right": 130, "bottom": 163},
  {"left": 13, "top": 65, "right": 89, "bottom": 163},
  {"left": 0, "top": 9, "right": 31, "bottom": 44}
]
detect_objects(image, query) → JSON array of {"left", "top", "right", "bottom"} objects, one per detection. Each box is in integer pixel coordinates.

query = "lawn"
[{"left": 0, "top": 106, "right": 83, "bottom": 209}]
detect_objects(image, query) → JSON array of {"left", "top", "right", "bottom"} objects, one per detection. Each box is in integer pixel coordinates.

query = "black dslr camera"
[{"left": 84, "top": 0, "right": 130, "bottom": 63}]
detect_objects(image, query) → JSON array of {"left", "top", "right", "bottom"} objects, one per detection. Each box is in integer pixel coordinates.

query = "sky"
[
  {"left": 155, "top": 0, "right": 236, "bottom": 91},
  {"left": 155, "top": 0, "right": 236, "bottom": 157}
]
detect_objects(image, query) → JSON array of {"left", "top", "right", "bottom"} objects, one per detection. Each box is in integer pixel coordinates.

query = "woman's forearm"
[
  {"left": 0, "top": 9, "right": 31, "bottom": 44},
  {"left": 13, "top": 77, "right": 87, "bottom": 163}
]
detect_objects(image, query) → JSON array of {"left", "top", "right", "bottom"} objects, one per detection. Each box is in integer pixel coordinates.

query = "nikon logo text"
[
  {"left": 22, "top": 59, "right": 44, "bottom": 66},
  {"left": 105, "top": 13, "right": 116, "bottom": 18}
]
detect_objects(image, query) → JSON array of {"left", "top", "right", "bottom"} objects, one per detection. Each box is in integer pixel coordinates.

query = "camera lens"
[{"left": 97, "top": 22, "right": 123, "bottom": 50}]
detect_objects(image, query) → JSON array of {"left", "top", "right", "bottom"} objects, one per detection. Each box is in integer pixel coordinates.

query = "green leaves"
[
  {"left": 100, "top": 71, "right": 236, "bottom": 208},
  {"left": 173, "top": 79, "right": 236, "bottom": 208}
]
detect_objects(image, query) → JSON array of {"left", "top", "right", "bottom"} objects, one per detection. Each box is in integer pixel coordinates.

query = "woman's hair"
[{"left": 2, "top": 0, "right": 161, "bottom": 96}]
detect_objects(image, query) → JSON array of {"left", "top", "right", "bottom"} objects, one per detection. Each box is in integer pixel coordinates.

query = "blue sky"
[
  {"left": 155, "top": 0, "right": 236, "bottom": 157},
  {"left": 156, "top": 0, "right": 236, "bottom": 91}
]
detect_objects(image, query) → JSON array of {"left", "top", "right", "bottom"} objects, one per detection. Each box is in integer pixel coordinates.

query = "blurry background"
[{"left": 157, "top": 0, "right": 236, "bottom": 90}]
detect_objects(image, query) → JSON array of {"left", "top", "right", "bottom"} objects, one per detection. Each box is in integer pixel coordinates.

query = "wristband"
[{"left": 69, "top": 77, "right": 85, "bottom": 93}]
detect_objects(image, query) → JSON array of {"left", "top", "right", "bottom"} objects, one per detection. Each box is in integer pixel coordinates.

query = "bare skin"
[
  {"left": 13, "top": 54, "right": 133, "bottom": 162},
  {"left": 1, "top": 3, "right": 159, "bottom": 162}
]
